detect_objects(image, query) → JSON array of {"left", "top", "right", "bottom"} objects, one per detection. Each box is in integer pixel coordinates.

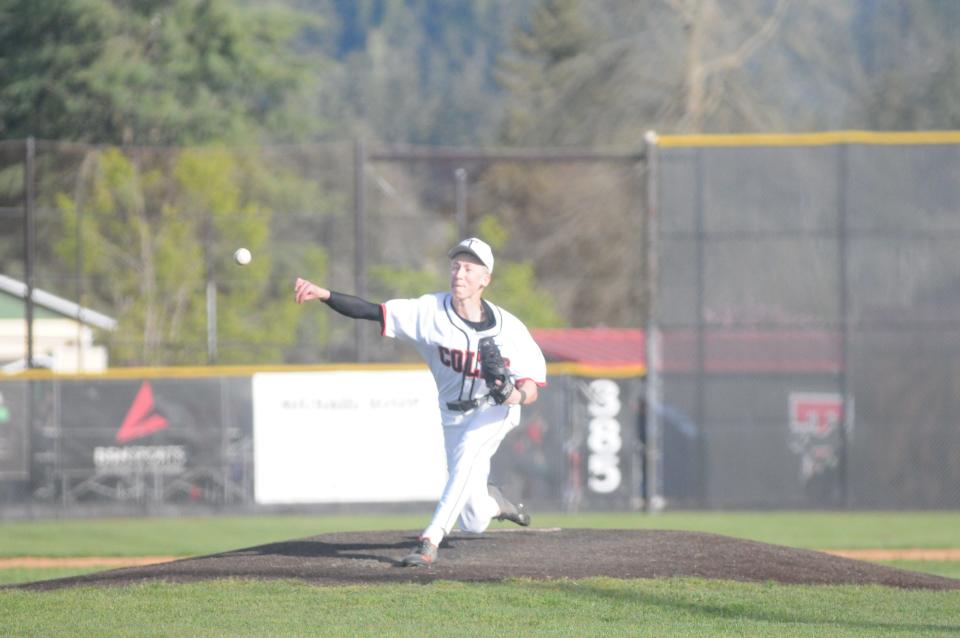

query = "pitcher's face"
[{"left": 450, "top": 254, "right": 490, "bottom": 300}]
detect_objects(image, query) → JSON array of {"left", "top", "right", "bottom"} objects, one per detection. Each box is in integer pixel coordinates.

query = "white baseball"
[{"left": 233, "top": 248, "right": 252, "bottom": 265}]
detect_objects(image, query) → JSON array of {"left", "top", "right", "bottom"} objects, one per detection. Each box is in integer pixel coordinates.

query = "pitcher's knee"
[{"left": 458, "top": 504, "right": 491, "bottom": 534}]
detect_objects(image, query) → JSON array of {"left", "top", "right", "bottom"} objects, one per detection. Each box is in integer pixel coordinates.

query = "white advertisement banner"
[{"left": 253, "top": 369, "right": 446, "bottom": 504}]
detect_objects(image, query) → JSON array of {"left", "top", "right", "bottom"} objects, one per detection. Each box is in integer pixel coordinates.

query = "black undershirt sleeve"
[{"left": 324, "top": 291, "right": 382, "bottom": 323}]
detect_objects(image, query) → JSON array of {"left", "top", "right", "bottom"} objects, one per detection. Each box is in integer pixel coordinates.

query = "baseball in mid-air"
[{"left": 233, "top": 247, "right": 252, "bottom": 265}]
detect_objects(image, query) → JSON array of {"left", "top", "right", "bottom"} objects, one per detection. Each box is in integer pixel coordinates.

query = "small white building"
[{"left": 0, "top": 274, "right": 116, "bottom": 373}]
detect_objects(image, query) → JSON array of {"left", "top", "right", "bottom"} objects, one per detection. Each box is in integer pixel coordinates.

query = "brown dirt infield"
[
  {"left": 0, "top": 557, "right": 179, "bottom": 568},
  {"left": 10, "top": 529, "right": 960, "bottom": 591},
  {"left": 7, "top": 547, "right": 957, "bottom": 569},
  {"left": 823, "top": 548, "right": 960, "bottom": 561}
]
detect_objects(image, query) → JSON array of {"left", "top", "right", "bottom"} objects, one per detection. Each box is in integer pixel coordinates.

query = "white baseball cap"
[{"left": 448, "top": 237, "right": 495, "bottom": 273}]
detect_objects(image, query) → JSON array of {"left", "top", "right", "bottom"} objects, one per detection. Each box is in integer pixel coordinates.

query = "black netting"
[{"left": 654, "top": 141, "right": 960, "bottom": 509}]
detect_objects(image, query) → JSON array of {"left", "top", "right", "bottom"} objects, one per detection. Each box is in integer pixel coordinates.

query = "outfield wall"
[
  {"left": 0, "top": 365, "right": 644, "bottom": 514},
  {"left": 651, "top": 133, "right": 960, "bottom": 510}
]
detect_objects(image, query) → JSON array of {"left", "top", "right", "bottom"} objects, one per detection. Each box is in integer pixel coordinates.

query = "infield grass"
[
  {"left": 1, "top": 563, "right": 946, "bottom": 586},
  {"left": 2, "top": 511, "right": 959, "bottom": 635},
  {"left": 2, "top": 510, "right": 959, "bottom": 557},
  {"left": 884, "top": 561, "right": 960, "bottom": 580},
  {"left": 3, "top": 577, "right": 959, "bottom": 637}
]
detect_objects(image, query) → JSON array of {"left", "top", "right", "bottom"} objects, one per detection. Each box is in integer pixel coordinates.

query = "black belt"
[{"left": 446, "top": 397, "right": 488, "bottom": 412}]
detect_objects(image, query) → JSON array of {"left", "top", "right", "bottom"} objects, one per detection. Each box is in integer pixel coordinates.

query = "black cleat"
[{"left": 489, "top": 484, "right": 531, "bottom": 527}]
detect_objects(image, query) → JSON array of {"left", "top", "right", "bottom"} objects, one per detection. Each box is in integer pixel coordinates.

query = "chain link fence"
[
  {"left": 650, "top": 134, "right": 960, "bottom": 510},
  {"left": 2, "top": 134, "right": 958, "bottom": 511},
  {"left": 0, "top": 140, "right": 641, "bottom": 368}
]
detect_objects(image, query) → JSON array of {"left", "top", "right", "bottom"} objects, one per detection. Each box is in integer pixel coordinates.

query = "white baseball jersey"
[{"left": 381, "top": 292, "right": 547, "bottom": 425}]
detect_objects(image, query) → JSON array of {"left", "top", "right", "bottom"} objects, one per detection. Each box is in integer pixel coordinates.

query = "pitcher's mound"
[{"left": 15, "top": 529, "right": 960, "bottom": 591}]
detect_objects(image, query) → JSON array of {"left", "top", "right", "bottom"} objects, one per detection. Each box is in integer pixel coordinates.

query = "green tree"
[
  {"left": 490, "top": 0, "right": 645, "bottom": 327},
  {"left": 0, "top": 0, "right": 321, "bottom": 144},
  {"left": 54, "top": 147, "right": 329, "bottom": 365},
  {"left": 497, "top": 0, "right": 595, "bottom": 145},
  {"left": 473, "top": 215, "right": 563, "bottom": 328},
  {"left": 485, "top": 261, "right": 565, "bottom": 328},
  {"left": 308, "top": 0, "right": 533, "bottom": 145}
]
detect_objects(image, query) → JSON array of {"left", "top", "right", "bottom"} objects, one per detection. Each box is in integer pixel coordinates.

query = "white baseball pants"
[{"left": 422, "top": 403, "right": 520, "bottom": 546}]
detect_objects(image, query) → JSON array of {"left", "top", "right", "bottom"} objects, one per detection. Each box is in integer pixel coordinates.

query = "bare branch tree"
[{"left": 678, "top": 0, "right": 792, "bottom": 131}]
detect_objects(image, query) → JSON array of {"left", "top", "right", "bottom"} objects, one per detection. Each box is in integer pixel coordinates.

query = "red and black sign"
[
  {"left": 115, "top": 381, "right": 170, "bottom": 444},
  {"left": 31, "top": 377, "right": 254, "bottom": 503}
]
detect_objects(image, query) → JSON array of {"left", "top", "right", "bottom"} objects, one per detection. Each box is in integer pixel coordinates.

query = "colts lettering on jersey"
[
  {"left": 437, "top": 345, "right": 510, "bottom": 376},
  {"left": 438, "top": 346, "right": 482, "bottom": 377}
]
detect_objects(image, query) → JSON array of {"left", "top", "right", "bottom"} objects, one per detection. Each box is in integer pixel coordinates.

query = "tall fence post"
[
  {"left": 693, "top": 147, "right": 708, "bottom": 509},
  {"left": 353, "top": 138, "right": 368, "bottom": 362},
  {"left": 642, "top": 131, "right": 663, "bottom": 513},
  {"left": 454, "top": 167, "right": 467, "bottom": 238},
  {"left": 23, "top": 136, "right": 36, "bottom": 369},
  {"left": 836, "top": 143, "right": 851, "bottom": 508},
  {"left": 206, "top": 280, "right": 218, "bottom": 364}
]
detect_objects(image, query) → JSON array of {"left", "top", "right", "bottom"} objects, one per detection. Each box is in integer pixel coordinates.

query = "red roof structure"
[
  {"left": 659, "top": 329, "right": 841, "bottom": 374},
  {"left": 532, "top": 328, "right": 841, "bottom": 375},
  {"left": 532, "top": 328, "right": 645, "bottom": 367}
]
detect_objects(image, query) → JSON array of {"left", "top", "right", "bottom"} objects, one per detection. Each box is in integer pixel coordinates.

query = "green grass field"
[
  {"left": 3, "top": 511, "right": 960, "bottom": 557},
  {"left": 2, "top": 511, "right": 959, "bottom": 637}
]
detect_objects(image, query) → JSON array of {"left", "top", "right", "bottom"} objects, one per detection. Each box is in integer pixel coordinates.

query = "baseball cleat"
[
  {"left": 401, "top": 538, "right": 438, "bottom": 567},
  {"left": 489, "top": 484, "right": 531, "bottom": 527}
]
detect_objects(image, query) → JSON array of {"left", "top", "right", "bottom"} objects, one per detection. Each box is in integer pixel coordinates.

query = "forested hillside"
[
  {"left": 0, "top": 0, "right": 958, "bottom": 365},
  {"left": 3, "top": 0, "right": 959, "bottom": 147}
]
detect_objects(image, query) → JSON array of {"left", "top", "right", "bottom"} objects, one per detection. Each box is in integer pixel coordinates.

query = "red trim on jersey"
[{"left": 379, "top": 303, "right": 387, "bottom": 336}]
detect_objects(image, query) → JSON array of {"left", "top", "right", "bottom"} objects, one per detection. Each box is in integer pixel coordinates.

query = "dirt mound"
[{"left": 14, "top": 529, "right": 960, "bottom": 591}]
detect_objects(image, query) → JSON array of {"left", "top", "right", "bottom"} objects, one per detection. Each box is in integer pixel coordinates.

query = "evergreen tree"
[
  {"left": 0, "top": 0, "right": 321, "bottom": 144},
  {"left": 497, "top": 0, "right": 594, "bottom": 145}
]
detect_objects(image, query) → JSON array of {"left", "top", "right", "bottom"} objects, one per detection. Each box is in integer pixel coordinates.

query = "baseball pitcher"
[{"left": 294, "top": 237, "right": 547, "bottom": 566}]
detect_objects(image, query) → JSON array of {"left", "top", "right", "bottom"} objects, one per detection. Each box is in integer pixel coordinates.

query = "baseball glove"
[{"left": 479, "top": 336, "right": 514, "bottom": 405}]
